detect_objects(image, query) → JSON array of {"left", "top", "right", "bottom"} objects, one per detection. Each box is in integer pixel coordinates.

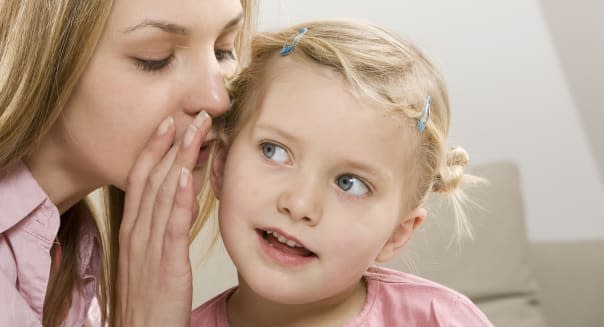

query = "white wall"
[
  {"left": 540, "top": 0, "right": 604, "bottom": 187},
  {"left": 257, "top": 0, "right": 604, "bottom": 241}
]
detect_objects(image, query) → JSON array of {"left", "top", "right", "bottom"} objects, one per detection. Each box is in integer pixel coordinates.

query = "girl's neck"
[{"left": 227, "top": 276, "right": 367, "bottom": 327}]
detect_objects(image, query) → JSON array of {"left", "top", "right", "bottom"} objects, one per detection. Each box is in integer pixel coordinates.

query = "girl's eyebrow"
[
  {"left": 123, "top": 11, "right": 243, "bottom": 35},
  {"left": 254, "top": 124, "right": 299, "bottom": 146}
]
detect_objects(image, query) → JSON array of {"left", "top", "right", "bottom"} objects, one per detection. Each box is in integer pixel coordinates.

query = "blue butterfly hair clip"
[
  {"left": 280, "top": 27, "right": 308, "bottom": 56},
  {"left": 416, "top": 96, "right": 432, "bottom": 133}
]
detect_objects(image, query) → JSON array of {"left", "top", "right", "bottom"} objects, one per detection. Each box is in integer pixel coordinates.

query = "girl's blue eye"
[
  {"left": 336, "top": 174, "right": 369, "bottom": 196},
  {"left": 261, "top": 142, "right": 290, "bottom": 164}
]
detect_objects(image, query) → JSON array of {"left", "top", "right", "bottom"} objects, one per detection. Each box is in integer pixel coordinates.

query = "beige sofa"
[{"left": 190, "top": 161, "right": 604, "bottom": 326}]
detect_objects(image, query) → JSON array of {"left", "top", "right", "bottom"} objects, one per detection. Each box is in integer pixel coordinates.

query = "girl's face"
[
  {"left": 214, "top": 58, "right": 424, "bottom": 306},
  {"left": 55, "top": 0, "right": 243, "bottom": 191}
]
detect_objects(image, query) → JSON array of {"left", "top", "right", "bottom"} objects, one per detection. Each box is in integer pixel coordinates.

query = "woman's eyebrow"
[
  {"left": 123, "top": 12, "right": 243, "bottom": 36},
  {"left": 123, "top": 20, "right": 187, "bottom": 35},
  {"left": 223, "top": 12, "right": 244, "bottom": 32}
]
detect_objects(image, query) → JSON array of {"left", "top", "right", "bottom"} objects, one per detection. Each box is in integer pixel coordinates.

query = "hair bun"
[
  {"left": 432, "top": 146, "right": 469, "bottom": 194},
  {"left": 447, "top": 146, "right": 469, "bottom": 168}
]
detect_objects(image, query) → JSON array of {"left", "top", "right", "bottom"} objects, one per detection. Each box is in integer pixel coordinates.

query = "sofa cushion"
[
  {"left": 531, "top": 240, "right": 604, "bottom": 327},
  {"left": 383, "top": 161, "right": 548, "bottom": 326}
]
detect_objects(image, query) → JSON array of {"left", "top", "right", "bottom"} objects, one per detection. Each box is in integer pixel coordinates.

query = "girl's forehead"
[
  {"left": 253, "top": 59, "right": 416, "bottom": 173},
  {"left": 263, "top": 54, "right": 343, "bottom": 85}
]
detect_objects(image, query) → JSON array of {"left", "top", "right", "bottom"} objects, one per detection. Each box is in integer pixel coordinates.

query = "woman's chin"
[
  {"left": 192, "top": 201, "right": 200, "bottom": 221},
  {"left": 192, "top": 167, "right": 208, "bottom": 196}
]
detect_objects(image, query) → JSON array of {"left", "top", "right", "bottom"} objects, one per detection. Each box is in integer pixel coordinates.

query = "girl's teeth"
[{"left": 265, "top": 230, "right": 300, "bottom": 248}]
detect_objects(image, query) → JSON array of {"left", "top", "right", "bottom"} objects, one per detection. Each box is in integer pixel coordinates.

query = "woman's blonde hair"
[
  {"left": 223, "top": 19, "right": 476, "bottom": 242},
  {"left": 0, "top": 1, "right": 256, "bottom": 326}
]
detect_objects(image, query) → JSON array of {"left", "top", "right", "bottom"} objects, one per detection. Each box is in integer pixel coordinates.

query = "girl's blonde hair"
[
  {"left": 0, "top": 1, "right": 256, "bottom": 326},
  {"left": 223, "top": 19, "right": 476, "bottom": 242}
]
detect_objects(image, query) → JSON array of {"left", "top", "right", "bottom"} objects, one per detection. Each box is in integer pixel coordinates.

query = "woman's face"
[{"left": 57, "top": 0, "right": 243, "bottom": 191}]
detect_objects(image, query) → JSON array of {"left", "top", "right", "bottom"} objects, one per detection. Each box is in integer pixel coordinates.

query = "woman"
[{"left": 0, "top": 0, "right": 256, "bottom": 326}]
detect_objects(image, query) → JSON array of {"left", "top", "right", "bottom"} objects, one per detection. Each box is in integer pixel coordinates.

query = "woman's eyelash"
[
  {"left": 134, "top": 55, "right": 174, "bottom": 72},
  {"left": 215, "top": 49, "right": 235, "bottom": 61},
  {"left": 133, "top": 48, "right": 233, "bottom": 72}
]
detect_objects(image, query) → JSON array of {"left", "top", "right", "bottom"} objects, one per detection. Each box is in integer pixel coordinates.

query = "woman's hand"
[{"left": 116, "top": 111, "right": 211, "bottom": 327}]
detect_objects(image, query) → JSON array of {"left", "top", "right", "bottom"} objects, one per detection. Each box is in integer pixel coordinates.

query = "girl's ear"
[
  {"left": 375, "top": 207, "right": 426, "bottom": 263},
  {"left": 210, "top": 145, "right": 227, "bottom": 199}
]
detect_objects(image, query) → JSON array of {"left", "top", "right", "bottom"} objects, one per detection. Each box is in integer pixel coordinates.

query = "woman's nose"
[
  {"left": 276, "top": 175, "right": 324, "bottom": 226},
  {"left": 182, "top": 56, "right": 230, "bottom": 119}
]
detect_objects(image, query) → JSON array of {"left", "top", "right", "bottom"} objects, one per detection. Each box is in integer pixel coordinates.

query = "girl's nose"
[{"left": 276, "top": 175, "right": 324, "bottom": 226}]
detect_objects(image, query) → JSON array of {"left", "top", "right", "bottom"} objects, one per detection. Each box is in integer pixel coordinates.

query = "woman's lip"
[
  {"left": 196, "top": 153, "right": 208, "bottom": 167},
  {"left": 260, "top": 227, "right": 311, "bottom": 252},
  {"left": 201, "top": 137, "right": 216, "bottom": 147},
  {"left": 195, "top": 139, "right": 216, "bottom": 167}
]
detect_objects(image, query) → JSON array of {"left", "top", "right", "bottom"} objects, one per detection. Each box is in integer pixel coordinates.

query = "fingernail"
[
  {"left": 192, "top": 111, "right": 210, "bottom": 129},
  {"left": 157, "top": 116, "right": 174, "bottom": 136},
  {"left": 183, "top": 125, "right": 196, "bottom": 148},
  {"left": 179, "top": 167, "right": 190, "bottom": 189}
]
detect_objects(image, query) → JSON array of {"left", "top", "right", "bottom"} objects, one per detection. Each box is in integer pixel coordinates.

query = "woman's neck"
[
  {"left": 23, "top": 142, "right": 100, "bottom": 215},
  {"left": 227, "top": 275, "right": 367, "bottom": 327}
]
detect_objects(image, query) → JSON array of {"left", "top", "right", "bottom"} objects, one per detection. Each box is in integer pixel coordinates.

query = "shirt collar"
[{"left": 0, "top": 160, "right": 50, "bottom": 233}]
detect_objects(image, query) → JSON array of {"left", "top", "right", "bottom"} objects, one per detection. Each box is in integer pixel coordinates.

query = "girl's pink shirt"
[
  {"left": 0, "top": 160, "right": 102, "bottom": 326},
  {"left": 191, "top": 266, "right": 494, "bottom": 327}
]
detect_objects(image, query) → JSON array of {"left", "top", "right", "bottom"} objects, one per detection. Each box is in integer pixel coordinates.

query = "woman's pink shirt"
[{"left": 0, "top": 160, "right": 101, "bottom": 326}]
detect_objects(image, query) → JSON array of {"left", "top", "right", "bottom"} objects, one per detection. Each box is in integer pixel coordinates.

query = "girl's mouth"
[{"left": 257, "top": 228, "right": 316, "bottom": 258}]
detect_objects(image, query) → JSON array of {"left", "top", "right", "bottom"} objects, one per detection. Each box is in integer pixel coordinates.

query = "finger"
[
  {"left": 163, "top": 166, "right": 196, "bottom": 275},
  {"left": 121, "top": 115, "right": 175, "bottom": 242},
  {"left": 150, "top": 111, "right": 211, "bottom": 253},
  {"left": 129, "top": 145, "right": 178, "bottom": 248},
  {"left": 118, "top": 115, "right": 175, "bottom": 315},
  {"left": 125, "top": 145, "right": 179, "bottom": 296}
]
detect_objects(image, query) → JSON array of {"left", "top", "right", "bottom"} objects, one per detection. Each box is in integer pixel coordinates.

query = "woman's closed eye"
[
  {"left": 261, "top": 142, "right": 290, "bottom": 164},
  {"left": 134, "top": 55, "right": 174, "bottom": 72},
  {"left": 215, "top": 48, "right": 235, "bottom": 61},
  {"left": 132, "top": 45, "right": 234, "bottom": 73},
  {"left": 336, "top": 174, "right": 369, "bottom": 196}
]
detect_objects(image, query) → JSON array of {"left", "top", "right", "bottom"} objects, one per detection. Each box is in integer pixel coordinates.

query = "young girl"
[
  {"left": 192, "top": 20, "right": 493, "bottom": 326},
  {"left": 0, "top": 0, "right": 255, "bottom": 326}
]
